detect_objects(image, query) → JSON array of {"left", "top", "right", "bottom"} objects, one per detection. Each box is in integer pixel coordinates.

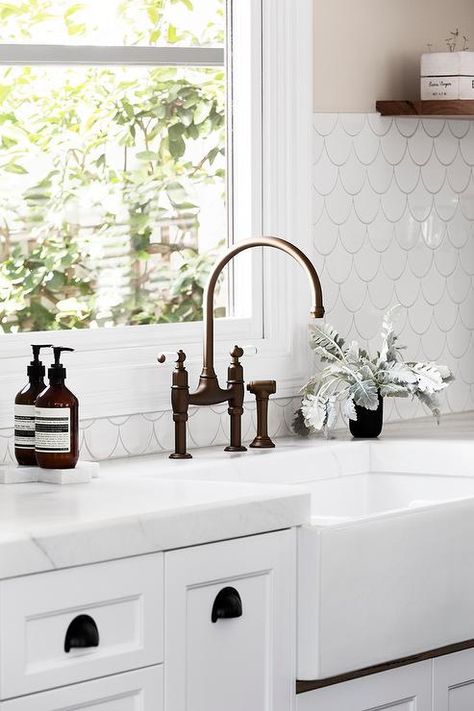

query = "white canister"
[{"left": 421, "top": 51, "right": 474, "bottom": 100}]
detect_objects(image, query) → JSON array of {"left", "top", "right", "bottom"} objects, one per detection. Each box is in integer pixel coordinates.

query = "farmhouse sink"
[
  {"left": 106, "top": 431, "right": 474, "bottom": 682},
  {"left": 298, "top": 466, "right": 474, "bottom": 680}
]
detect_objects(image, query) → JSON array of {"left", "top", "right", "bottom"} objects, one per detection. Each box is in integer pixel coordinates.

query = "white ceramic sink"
[{"left": 298, "top": 464, "right": 474, "bottom": 680}]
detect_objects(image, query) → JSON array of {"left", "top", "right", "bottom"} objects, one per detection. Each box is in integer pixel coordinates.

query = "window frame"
[{"left": 0, "top": 0, "right": 314, "bottom": 428}]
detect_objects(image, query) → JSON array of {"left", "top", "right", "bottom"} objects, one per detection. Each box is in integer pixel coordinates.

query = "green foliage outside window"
[{"left": 0, "top": 0, "right": 226, "bottom": 333}]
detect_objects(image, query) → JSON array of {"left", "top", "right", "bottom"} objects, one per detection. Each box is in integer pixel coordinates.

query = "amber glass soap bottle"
[
  {"left": 35, "top": 347, "right": 79, "bottom": 470},
  {"left": 15, "top": 344, "right": 52, "bottom": 466}
]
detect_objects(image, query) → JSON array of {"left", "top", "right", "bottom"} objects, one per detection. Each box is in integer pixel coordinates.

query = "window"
[
  {"left": 0, "top": 0, "right": 314, "bottom": 425},
  {"left": 0, "top": 0, "right": 227, "bottom": 333}
]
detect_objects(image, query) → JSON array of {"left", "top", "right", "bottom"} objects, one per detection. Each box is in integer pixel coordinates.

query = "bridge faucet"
[{"left": 158, "top": 236, "right": 324, "bottom": 459}]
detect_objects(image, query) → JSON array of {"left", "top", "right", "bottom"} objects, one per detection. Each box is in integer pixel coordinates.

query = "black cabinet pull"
[
  {"left": 211, "top": 586, "right": 243, "bottom": 623},
  {"left": 64, "top": 614, "right": 100, "bottom": 653}
]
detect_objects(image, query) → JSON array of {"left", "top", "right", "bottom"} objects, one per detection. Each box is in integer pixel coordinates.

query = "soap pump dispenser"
[
  {"left": 15, "top": 344, "right": 52, "bottom": 466},
  {"left": 35, "top": 347, "right": 79, "bottom": 470}
]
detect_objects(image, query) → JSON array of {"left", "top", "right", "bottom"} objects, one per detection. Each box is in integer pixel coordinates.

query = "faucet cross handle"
[{"left": 230, "top": 345, "right": 244, "bottom": 363}]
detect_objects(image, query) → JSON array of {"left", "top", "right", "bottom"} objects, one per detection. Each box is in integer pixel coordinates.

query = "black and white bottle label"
[
  {"left": 14, "top": 404, "right": 36, "bottom": 450},
  {"left": 35, "top": 407, "right": 71, "bottom": 453}
]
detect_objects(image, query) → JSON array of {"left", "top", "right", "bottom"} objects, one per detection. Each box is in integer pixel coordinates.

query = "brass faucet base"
[
  {"left": 249, "top": 437, "right": 275, "bottom": 449},
  {"left": 224, "top": 445, "right": 247, "bottom": 452},
  {"left": 169, "top": 452, "right": 193, "bottom": 460}
]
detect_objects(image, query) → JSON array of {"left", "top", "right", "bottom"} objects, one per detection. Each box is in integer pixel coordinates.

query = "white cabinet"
[
  {"left": 1, "top": 666, "right": 162, "bottom": 710},
  {"left": 164, "top": 529, "right": 295, "bottom": 711},
  {"left": 296, "top": 662, "right": 432, "bottom": 711},
  {"left": 0, "top": 554, "right": 163, "bottom": 698},
  {"left": 433, "top": 648, "right": 474, "bottom": 710}
]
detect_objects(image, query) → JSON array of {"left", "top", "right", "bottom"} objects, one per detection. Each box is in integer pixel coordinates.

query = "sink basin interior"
[{"left": 307, "top": 472, "right": 474, "bottom": 524}]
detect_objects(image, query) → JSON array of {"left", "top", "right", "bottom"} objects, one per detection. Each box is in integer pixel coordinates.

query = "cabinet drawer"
[
  {"left": 0, "top": 554, "right": 163, "bottom": 699},
  {"left": 164, "top": 530, "right": 295, "bottom": 711},
  {"left": 1, "top": 666, "right": 163, "bottom": 711}
]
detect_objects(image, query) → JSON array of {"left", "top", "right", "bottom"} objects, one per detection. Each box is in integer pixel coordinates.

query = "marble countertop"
[{"left": 1, "top": 411, "right": 471, "bottom": 580}]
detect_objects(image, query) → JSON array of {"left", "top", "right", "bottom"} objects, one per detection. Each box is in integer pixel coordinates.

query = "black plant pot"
[{"left": 349, "top": 393, "right": 383, "bottom": 439}]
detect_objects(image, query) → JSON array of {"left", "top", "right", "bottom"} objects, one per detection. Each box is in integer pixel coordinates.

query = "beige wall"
[{"left": 314, "top": 0, "right": 474, "bottom": 112}]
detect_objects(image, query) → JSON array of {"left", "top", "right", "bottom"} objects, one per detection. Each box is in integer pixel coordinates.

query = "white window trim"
[{"left": 0, "top": 0, "right": 315, "bottom": 428}]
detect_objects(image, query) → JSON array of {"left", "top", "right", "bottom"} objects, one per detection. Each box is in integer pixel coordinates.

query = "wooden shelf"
[{"left": 376, "top": 100, "right": 474, "bottom": 117}]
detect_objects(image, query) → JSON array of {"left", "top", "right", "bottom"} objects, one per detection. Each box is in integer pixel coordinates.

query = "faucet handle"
[
  {"left": 229, "top": 345, "right": 257, "bottom": 361},
  {"left": 158, "top": 350, "right": 186, "bottom": 369}
]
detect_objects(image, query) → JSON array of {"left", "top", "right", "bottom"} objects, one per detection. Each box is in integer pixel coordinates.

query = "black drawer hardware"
[
  {"left": 211, "top": 586, "right": 243, "bottom": 623},
  {"left": 64, "top": 614, "right": 100, "bottom": 653}
]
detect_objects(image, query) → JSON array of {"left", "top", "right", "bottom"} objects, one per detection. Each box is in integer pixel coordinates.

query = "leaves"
[{"left": 299, "top": 308, "right": 454, "bottom": 434}]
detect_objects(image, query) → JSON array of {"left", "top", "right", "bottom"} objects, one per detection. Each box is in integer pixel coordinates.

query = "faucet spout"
[{"left": 201, "top": 236, "right": 325, "bottom": 378}]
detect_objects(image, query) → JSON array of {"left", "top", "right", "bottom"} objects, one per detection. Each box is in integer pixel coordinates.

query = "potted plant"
[{"left": 294, "top": 309, "right": 454, "bottom": 439}]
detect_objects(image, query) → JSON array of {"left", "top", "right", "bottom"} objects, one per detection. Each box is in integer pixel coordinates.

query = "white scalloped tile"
[
  {"left": 367, "top": 114, "right": 393, "bottom": 137},
  {"left": 354, "top": 307, "right": 383, "bottom": 340},
  {"left": 324, "top": 240, "right": 354, "bottom": 284},
  {"left": 313, "top": 113, "right": 339, "bottom": 136},
  {"left": 447, "top": 208, "right": 471, "bottom": 248},
  {"left": 367, "top": 271, "right": 395, "bottom": 310},
  {"left": 313, "top": 128, "right": 325, "bottom": 164},
  {"left": 367, "top": 211, "right": 395, "bottom": 253},
  {"left": 421, "top": 325, "right": 447, "bottom": 361},
  {"left": 459, "top": 179, "right": 474, "bottom": 219},
  {"left": 394, "top": 151, "right": 421, "bottom": 194},
  {"left": 394, "top": 269, "right": 420, "bottom": 308},
  {"left": 394, "top": 211, "right": 421, "bottom": 250},
  {"left": 313, "top": 208, "right": 339, "bottom": 255},
  {"left": 434, "top": 242, "right": 458, "bottom": 276},
  {"left": 340, "top": 278, "right": 367, "bottom": 313},
  {"left": 382, "top": 239, "right": 408, "bottom": 280},
  {"left": 421, "top": 153, "right": 447, "bottom": 194},
  {"left": 407, "top": 181, "right": 434, "bottom": 222},
  {"left": 448, "top": 120, "right": 471, "bottom": 139},
  {"left": 367, "top": 149, "right": 395, "bottom": 194},
  {"left": 433, "top": 300, "right": 458, "bottom": 333},
  {"left": 421, "top": 213, "right": 446, "bottom": 250},
  {"left": 353, "top": 123, "right": 381, "bottom": 165},
  {"left": 313, "top": 149, "right": 339, "bottom": 195},
  {"left": 460, "top": 239, "right": 474, "bottom": 275},
  {"left": 422, "top": 119, "right": 446, "bottom": 138},
  {"left": 395, "top": 117, "right": 420, "bottom": 138},
  {"left": 339, "top": 150, "right": 367, "bottom": 195},
  {"left": 446, "top": 263, "right": 472, "bottom": 304},
  {"left": 313, "top": 189, "right": 325, "bottom": 224},
  {"left": 460, "top": 292, "right": 474, "bottom": 329},
  {"left": 459, "top": 124, "right": 474, "bottom": 164},
  {"left": 446, "top": 324, "right": 471, "bottom": 360},
  {"left": 325, "top": 128, "right": 353, "bottom": 166},
  {"left": 353, "top": 180, "right": 380, "bottom": 224},
  {"left": 420, "top": 269, "right": 446, "bottom": 306},
  {"left": 407, "top": 124, "right": 434, "bottom": 166},
  {"left": 324, "top": 179, "right": 353, "bottom": 224},
  {"left": 340, "top": 113, "right": 367, "bottom": 136},
  {"left": 381, "top": 181, "right": 408, "bottom": 222},
  {"left": 339, "top": 210, "right": 367, "bottom": 254},
  {"left": 434, "top": 184, "right": 460, "bottom": 222},
  {"left": 353, "top": 244, "right": 380, "bottom": 282},
  {"left": 380, "top": 123, "right": 408, "bottom": 165},
  {"left": 409, "top": 243, "right": 433, "bottom": 278},
  {"left": 408, "top": 301, "right": 433, "bottom": 336},
  {"left": 447, "top": 152, "right": 472, "bottom": 194},
  {"left": 433, "top": 124, "right": 460, "bottom": 166}
]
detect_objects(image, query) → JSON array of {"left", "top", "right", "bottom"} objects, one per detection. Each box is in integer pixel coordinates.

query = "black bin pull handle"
[
  {"left": 64, "top": 614, "right": 100, "bottom": 653},
  {"left": 211, "top": 586, "right": 243, "bottom": 623}
]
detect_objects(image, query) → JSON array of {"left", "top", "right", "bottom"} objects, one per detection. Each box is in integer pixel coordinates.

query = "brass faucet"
[{"left": 159, "top": 236, "right": 324, "bottom": 459}]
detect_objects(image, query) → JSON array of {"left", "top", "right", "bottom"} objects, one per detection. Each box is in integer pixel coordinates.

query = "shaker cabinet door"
[
  {"left": 433, "top": 648, "right": 474, "bottom": 711},
  {"left": 296, "top": 661, "right": 432, "bottom": 711},
  {"left": 164, "top": 530, "right": 295, "bottom": 711}
]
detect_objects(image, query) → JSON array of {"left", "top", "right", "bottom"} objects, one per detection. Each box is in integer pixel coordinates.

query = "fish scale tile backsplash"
[
  {"left": 312, "top": 113, "right": 474, "bottom": 421},
  {"left": 1, "top": 112, "right": 474, "bottom": 462}
]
